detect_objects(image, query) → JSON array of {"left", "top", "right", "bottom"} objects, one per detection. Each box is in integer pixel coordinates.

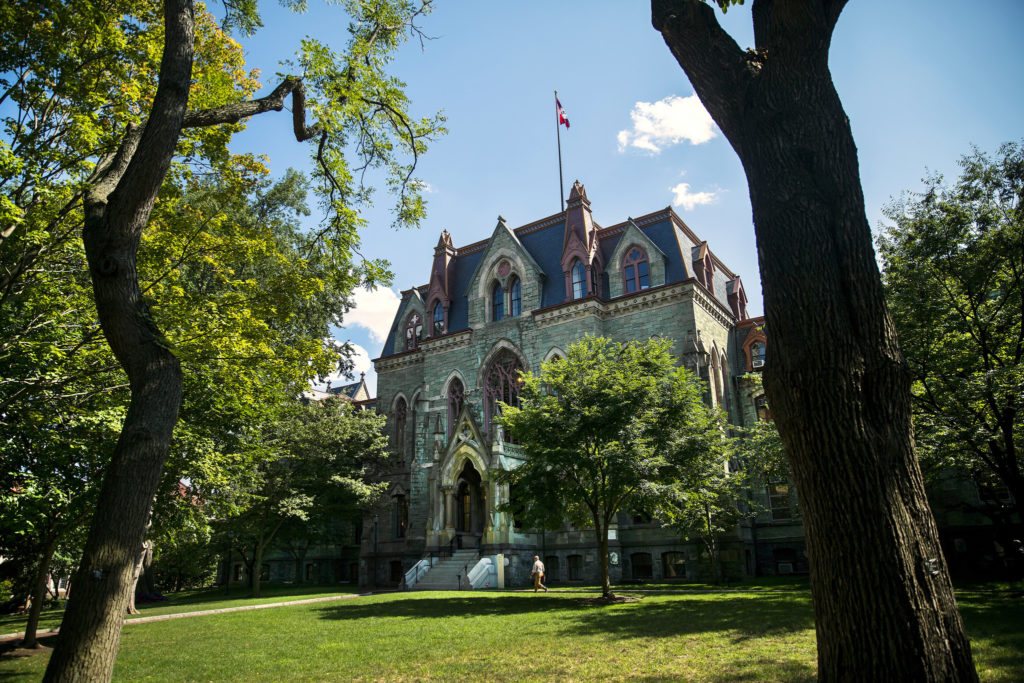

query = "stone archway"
[{"left": 455, "top": 460, "right": 485, "bottom": 537}]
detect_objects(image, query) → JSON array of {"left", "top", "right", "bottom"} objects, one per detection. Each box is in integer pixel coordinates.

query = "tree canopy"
[
  {"left": 879, "top": 141, "right": 1023, "bottom": 523},
  {"left": 1, "top": 0, "right": 444, "bottom": 678},
  {"left": 498, "top": 335, "right": 711, "bottom": 598}
]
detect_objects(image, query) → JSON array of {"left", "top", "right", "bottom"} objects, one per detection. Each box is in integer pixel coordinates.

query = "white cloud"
[
  {"left": 344, "top": 286, "right": 401, "bottom": 343},
  {"left": 670, "top": 182, "right": 719, "bottom": 211},
  {"left": 617, "top": 95, "right": 717, "bottom": 154}
]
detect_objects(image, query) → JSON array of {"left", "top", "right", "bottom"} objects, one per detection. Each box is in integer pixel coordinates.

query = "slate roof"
[{"left": 380, "top": 193, "right": 742, "bottom": 359}]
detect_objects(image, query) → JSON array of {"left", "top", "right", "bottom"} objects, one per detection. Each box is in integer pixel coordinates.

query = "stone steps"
[{"left": 411, "top": 550, "right": 479, "bottom": 591}]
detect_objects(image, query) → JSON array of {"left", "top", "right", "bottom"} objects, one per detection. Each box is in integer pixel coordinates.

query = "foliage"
[
  {"left": 878, "top": 142, "right": 1024, "bottom": 521},
  {"left": 219, "top": 396, "right": 389, "bottom": 595},
  {"left": 655, "top": 406, "right": 745, "bottom": 583},
  {"left": 498, "top": 335, "right": 710, "bottom": 597}
]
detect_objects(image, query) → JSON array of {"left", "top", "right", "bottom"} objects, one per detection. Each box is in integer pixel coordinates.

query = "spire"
[
  {"left": 560, "top": 180, "right": 603, "bottom": 301},
  {"left": 426, "top": 229, "right": 456, "bottom": 332}
]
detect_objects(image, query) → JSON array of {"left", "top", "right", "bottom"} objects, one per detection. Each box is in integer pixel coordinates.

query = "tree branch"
[
  {"left": 182, "top": 76, "right": 322, "bottom": 142},
  {"left": 651, "top": 0, "right": 752, "bottom": 152}
]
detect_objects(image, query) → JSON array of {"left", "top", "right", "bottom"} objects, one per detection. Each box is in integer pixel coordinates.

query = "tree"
[
  {"left": 498, "top": 336, "right": 707, "bottom": 599},
  {"left": 0, "top": 0, "right": 444, "bottom": 678},
  {"left": 221, "top": 396, "right": 388, "bottom": 597},
  {"left": 651, "top": 1, "right": 976, "bottom": 679},
  {"left": 879, "top": 142, "right": 1023, "bottom": 523}
]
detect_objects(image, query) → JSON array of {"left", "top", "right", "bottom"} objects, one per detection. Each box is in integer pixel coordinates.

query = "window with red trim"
[{"left": 623, "top": 247, "right": 650, "bottom": 293}]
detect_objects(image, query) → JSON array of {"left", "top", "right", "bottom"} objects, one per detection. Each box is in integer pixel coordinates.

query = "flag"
[{"left": 556, "top": 97, "right": 570, "bottom": 129}]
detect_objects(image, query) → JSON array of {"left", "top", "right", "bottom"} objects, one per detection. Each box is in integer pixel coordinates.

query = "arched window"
[
  {"left": 571, "top": 260, "right": 587, "bottom": 299},
  {"left": 751, "top": 341, "right": 766, "bottom": 369},
  {"left": 491, "top": 282, "right": 504, "bottom": 321},
  {"left": 623, "top": 247, "right": 650, "bottom": 293},
  {"left": 719, "top": 352, "right": 730, "bottom": 415},
  {"left": 509, "top": 276, "right": 521, "bottom": 317},
  {"left": 484, "top": 349, "right": 523, "bottom": 431},
  {"left": 394, "top": 397, "right": 407, "bottom": 457},
  {"left": 711, "top": 353, "right": 722, "bottom": 407},
  {"left": 432, "top": 301, "right": 445, "bottom": 336},
  {"left": 447, "top": 378, "right": 465, "bottom": 439},
  {"left": 404, "top": 312, "right": 422, "bottom": 351}
]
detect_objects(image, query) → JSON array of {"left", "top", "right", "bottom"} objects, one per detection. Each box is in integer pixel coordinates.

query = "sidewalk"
[{"left": 0, "top": 593, "right": 367, "bottom": 644}]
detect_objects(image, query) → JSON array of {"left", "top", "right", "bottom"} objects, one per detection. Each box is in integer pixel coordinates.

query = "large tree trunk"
[
  {"left": 653, "top": 1, "right": 976, "bottom": 680},
  {"left": 43, "top": 1, "right": 193, "bottom": 680},
  {"left": 22, "top": 532, "right": 59, "bottom": 649}
]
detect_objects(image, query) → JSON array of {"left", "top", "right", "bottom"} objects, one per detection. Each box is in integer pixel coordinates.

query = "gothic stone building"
[{"left": 363, "top": 182, "right": 804, "bottom": 588}]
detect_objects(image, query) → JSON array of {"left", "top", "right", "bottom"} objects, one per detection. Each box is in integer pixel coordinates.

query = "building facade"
[{"left": 363, "top": 182, "right": 804, "bottom": 588}]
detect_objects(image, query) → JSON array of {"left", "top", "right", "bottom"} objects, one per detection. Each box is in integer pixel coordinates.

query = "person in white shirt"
[{"left": 531, "top": 556, "right": 548, "bottom": 592}]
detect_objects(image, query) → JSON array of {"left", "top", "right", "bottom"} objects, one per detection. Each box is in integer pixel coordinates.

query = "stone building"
[{"left": 363, "top": 181, "right": 804, "bottom": 588}]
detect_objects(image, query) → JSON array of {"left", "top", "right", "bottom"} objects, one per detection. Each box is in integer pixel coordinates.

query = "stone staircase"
[{"left": 411, "top": 550, "right": 479, "bottom": 591}]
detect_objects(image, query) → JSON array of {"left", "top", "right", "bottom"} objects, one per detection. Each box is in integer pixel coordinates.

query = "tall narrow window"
[
  {"left": 484, "top": 349, "right": 523, "bottom": 430},
  {"left": 432, "top": 301, "right": 445, "bottom": 336},
  {"left": 491, "top": 282, "right": 504, "bottom": 321},
  {"left": 404, "top": 312, "right": 422, "bottom": 351},
  {"left": 623, "top": 247, "right": 650, "bottom": 293},
  {"left": 571, "top": 260, "right": 587, "bottom": 299},
  {"left": 751, "top": 341, "right": 766, "bottom": 369},
  {"left": 509, "top": 276, "right": 521, "bottom": 316},
  {"left": 395, "top": 495, "right": 408, "bottom": 538},
  {"left": 394, "top": 397, "right": 407, "bottom": 458},
  {"left": 447, "top": 378, "right": 465, "bottom": 439}
]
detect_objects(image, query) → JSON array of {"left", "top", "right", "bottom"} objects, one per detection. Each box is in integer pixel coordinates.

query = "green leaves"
[{"left": 878, "top": 141, "right": 1023, "bottom": 515}]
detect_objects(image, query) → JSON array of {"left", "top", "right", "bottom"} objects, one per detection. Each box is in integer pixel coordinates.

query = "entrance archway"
[{"left": 455, "top": 461, "right": 484, "bottom": 537}]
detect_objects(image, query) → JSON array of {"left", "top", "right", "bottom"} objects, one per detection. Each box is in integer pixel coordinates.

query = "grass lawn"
[
  {"left": 0, "top": 583, "right": 359, "bottom": 636},
  {"left": 1, "top": 587, "right": 1020, "bottom": 681}
]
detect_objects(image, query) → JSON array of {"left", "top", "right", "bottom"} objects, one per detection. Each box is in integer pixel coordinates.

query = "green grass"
[
  {"left": 2, "top": 588, "right": 1020, "bottom": 681},
  {"left": 0, "top": 583, "right": 358, "bottom": 636}
]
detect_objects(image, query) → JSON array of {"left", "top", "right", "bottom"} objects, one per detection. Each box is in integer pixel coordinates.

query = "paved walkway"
[{"left": 0, "top": 593, "right": 367, "bottom": 644}]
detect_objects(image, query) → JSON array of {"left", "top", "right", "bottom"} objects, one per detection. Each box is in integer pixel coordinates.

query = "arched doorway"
[{"left": 455, "top": 461, "right": 484, "bottom": 545}]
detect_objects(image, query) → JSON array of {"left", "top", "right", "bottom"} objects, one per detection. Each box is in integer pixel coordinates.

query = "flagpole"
[{"left": 555, "top": 90, "right": 565, "bottom": 211}]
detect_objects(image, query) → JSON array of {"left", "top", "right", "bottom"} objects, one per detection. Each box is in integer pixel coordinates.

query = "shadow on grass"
[{"left": 314, "top": 592, "right": 815, "bottom": 642}]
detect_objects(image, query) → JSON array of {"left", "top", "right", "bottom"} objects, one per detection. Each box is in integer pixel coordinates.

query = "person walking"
[{"left": 531, "top": 556, "right": 548, "bottom": 592}]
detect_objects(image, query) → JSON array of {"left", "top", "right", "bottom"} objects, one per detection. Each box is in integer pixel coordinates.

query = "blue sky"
[{"left": 229, "top": 1, "right": 1024, "bottom": 394}]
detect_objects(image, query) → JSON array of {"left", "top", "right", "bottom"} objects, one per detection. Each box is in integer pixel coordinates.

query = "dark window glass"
[
  {"left": 447, "top": 378, "right": 465, "bottom": 439},
  {"left": 623, "top": 247, "right": 650, "bottom": 293},
  {"left": 568, "top": 554, "right": 583, "bottom": 581},
  {"left": 510, "top": 277, "right": 521, "bottom": 316},
  {"left": 394, "top": 397, "right": 407, "bottom": 458},
  {"left": 572, "top": 260, "right": 587, "bottom": 299},
  {"left": 662, "top": 552, "right": 687, "bottom": 579},
  {"left": 484, "top": 350, "right": 523, "bottom": 435},
  {"left": 492, "top": 282, "right": 504, "bottom": 321},
  {"left": 544, "top": 556, "right": 560, "bottom": 583},
  {"left": 631, "top": 552, "right": 653, "bottom": 580},
  {"left": 432, "top": 301, "right": 445, "bottom": 335}
]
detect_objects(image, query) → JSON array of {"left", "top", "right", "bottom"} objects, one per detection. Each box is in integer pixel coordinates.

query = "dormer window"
[
  {"left": 571, "top": 260, "right": 587, "bottom": 299},
  {"left": 491, "top": 282, "right": 504, "bottom": 321},
  {"left": 404, "top": 312, "right": 422, "bottom": 351},
  {"left": 623, "top": 247, "right": 650, "bottom": 293},
  {"left": 432, "top": 301, "right": 445, "bottom": 336},
  {"left": 509, "top": 276, "right": 521, "bottom": 317}
]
